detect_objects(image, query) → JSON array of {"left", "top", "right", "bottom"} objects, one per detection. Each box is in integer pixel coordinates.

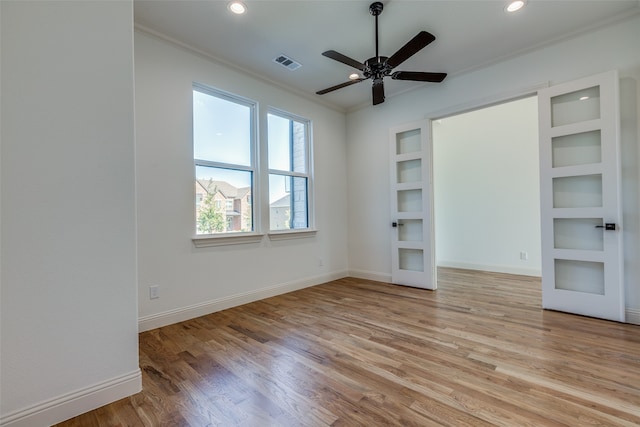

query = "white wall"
[
  {"left": 433, "top": 97, "right": 541, "bottom": 276},
  {"left": 1, "top": 2, "right": 140, "bottom": 426},
  {"left": 1, "top": 8, "right": 638, "bottom": 426},
  {"left": 134, "top": 31, "right": 349, "bottom": 331},
  {"left": 347, "top": 15, "right": 640, "bottom": 316}
]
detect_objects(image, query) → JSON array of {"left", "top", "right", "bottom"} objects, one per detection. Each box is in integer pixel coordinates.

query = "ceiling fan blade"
[
  {"left": 316, "top": 78, "right": 365, "bottom": 95},
  {"left": 386, "top": 31, "right": 436, "bottom": 68},
  {"left": 372, "top": 82, "right": 385, "bottom": 105},
  {"left": 322, "top": 50, "right": 366, "bottom": 71},
  {"left": 392, "top": 71, "right": 447, "bottom": 82}
]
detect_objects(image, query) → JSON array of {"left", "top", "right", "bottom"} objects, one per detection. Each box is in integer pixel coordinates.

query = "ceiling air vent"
[{"left": 273, "top": 54, "right": 302, "bottom": 71}]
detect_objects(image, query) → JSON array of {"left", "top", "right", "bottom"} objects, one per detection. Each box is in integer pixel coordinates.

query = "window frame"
[
  {"left": 191, "top": 84, "right": 317, "bottom": 247},
  {"left": 192, "top": 83, "right": 263, "bottom": 247},
  {"left": 266, "top": 107, "right": 316, "bottom": 237}
]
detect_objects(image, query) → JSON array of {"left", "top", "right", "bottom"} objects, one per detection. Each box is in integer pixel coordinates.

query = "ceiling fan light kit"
[{"left": 316, "top": 2, "right": 447, "bottom": 106}]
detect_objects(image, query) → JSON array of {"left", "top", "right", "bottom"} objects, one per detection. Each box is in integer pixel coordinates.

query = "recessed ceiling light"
[
  {"left": 228, "top": 1, "right": 247, "bottom": 15},
  {"left": 579, "top": 96, "right": 590, "bottom": 101},
  {"left": 505, "top": 0, "right": 526, "bottom": 13},
  {"left": 349, "top": 73, "right": 360, "bottom": 80}
]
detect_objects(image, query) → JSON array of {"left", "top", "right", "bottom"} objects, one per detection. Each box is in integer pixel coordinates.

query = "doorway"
[{"left": 432, "top": 96, "right": 542, "bottom": 278}]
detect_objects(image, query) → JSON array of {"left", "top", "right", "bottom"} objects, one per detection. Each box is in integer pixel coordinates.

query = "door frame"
[{"left": 427, "top": 84, "right": 546, "bottom": 283}]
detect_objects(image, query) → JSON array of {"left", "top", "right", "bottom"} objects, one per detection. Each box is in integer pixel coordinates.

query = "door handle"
[
  {"left": 391, "top": 222, "right": 404, "bottom": 227},
  {"left": 595, "top": 223, "right": 616, "bottom": 230}
]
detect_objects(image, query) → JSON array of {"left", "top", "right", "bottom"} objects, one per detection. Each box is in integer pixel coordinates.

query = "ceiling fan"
[{"left": 316, "top": 2, "right": 446, "bottom": 106}]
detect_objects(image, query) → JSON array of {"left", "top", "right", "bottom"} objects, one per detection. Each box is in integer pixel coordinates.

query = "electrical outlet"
[
  {"left": 520, "top": 251, "right": 528, "bottom": 261},
  {"left": 149, "top": 285, "right": 159, "bottom": 299}
]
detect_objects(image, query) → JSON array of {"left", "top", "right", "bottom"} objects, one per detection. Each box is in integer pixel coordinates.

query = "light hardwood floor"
[{"left": 56, "top": 268, "right": 640, "bottom": 426}]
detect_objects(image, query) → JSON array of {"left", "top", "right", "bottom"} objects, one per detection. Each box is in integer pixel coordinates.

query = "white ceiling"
[{"left": 134, "top": 0, "right": 640, "bottom": 111}]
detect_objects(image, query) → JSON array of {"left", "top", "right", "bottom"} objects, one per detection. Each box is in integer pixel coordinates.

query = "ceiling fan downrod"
[{"left": 370, "top": 2, "right": 383, "bottom": 62}]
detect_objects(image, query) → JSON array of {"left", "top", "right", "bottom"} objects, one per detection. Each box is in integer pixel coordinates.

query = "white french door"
[
  {"left": 389, "top": 120, "right": 435, "bottom": 289},
  {"left": 538, "top": 70, "right": 625, "bottom": 322}
]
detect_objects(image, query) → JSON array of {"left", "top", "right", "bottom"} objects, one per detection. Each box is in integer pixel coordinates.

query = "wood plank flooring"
[{"left": 56, "top": 268, "right": 640, "bottom": 426}]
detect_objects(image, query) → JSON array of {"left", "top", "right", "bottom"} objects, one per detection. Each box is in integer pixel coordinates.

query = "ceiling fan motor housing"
[
  {"left": 369, "top": 2, "right": 384, "bottom": 16},
  {"left": 364, "top": 56, "right": 391, "bottom": 80}
]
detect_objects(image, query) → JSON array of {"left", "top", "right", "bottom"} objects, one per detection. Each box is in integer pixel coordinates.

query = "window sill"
[
  {"left": 192, "top": 233, "right": 264, "bottom": 248},
  {"left": 268, "top": 229, "right": 318, "bottom": 241}
]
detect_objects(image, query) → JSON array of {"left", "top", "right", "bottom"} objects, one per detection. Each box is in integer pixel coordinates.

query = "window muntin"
[
  {"left": 193, "top": 85, "right": 256, "bottom": 235},
  {"left": 267, "top": 110, "right": 311, "bottom": 231}
]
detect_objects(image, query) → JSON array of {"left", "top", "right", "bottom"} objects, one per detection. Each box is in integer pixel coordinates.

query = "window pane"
[
  {"left": 195, "top": 166, "right": 252, "bottom": 234},
  {"left": 269, "top": 174, "right": 308, "bottom": 230},
  {"left": 268, "top": 114, "right": 290, "bottom": 171},
  {"left": 193, "top": 89, "right": 252, "bottom": 166},
  {"left": 268, "top": 113, "right": 307, "bottom": 173}
]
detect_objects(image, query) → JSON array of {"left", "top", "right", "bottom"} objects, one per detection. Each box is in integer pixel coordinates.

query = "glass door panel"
[
  {"left": 551, "top": 86, "right": 600, "bottom": 127},
  {"left": 397, "top": 189, "right": 423, "bottom": 212},
  {"left": 396, "top": 129, "right": 421, "bottom": 154},
  {"left": 552, "top": 174, "right": 602, "bottom": 208},
  {"left": 397, "top": 159, "right": 422, "bottom": 183},
  {"left": 553, "top": 218, "right": 603, "bottom": 251},
  {"left": 398, "top": 219, "right": 423, "bottom": 242},
  {"left": 399, "top": 248, "right": 424, "bottom": 272},
  {"left": 554, "top": 259, "right": 605, "bottom": 295},
  {"left": 552, "top": 130, "right": 601, "bottom": 168}
]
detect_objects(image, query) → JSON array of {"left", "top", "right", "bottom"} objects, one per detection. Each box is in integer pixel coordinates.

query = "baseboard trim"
[
  {"left": 437, "top": 261, "right": 541, "bottom": 277},
  {"left": 348, "top": 269, "right": 392, "bottom": 283},
  {"left": 0, "top": 369, "right": 141, "bottom": 427},
  {"left": 626, "top": 308, "right": 640, "bottom": 325},
  {"left": 138, "top": 270, "right": 349, "bottom": 332},
  {"left": 348, "top": 264, "right": 541, "bottom": 283},
  {"left": 347, "top": 265, "right": 543, "bottom": 282}
]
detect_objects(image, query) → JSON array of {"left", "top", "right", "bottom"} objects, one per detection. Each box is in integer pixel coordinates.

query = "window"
[
  {"left": 192, "top": 84, "right": 314, "bottom": 245},
  {"left": 268, "top": 110, "right": 311, "bottom": 231},
  {"left": 193, "top": 84, "right": 255, "bottom": 235}
]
